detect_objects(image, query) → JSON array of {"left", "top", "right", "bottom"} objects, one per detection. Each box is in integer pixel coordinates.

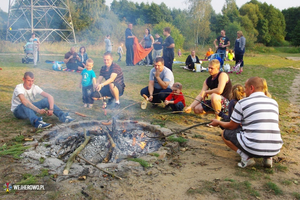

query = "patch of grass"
[
  {"left": 167, "top": 136, "right": 188, "bottom": 143},
  {"left": 39, "top": 157, "right": 45, "bottom": 164},
  {"left": 148, "top": 152, "right": 159, "bottom": 157},
  {"left": 0, "top": 144, "right": 30, "bottom": 159},
  {"left": 293, "top": 192, "right": 300, "bottom": 200},
  {"left": 281, "top": 180, "right": 292, "bottom": 186},
  {"left": 224, "top": 178, "right": 235, "bottom": 182},
  {"left": 275, "top": 164, "right": 288, "bottom": 172},
  {"left": 16, "top": 173, "right": 37, "bottom": 185},
  {"left": 265, "top": 181, "right": 283, "bottom": 195},
  {"left": 37, "top": 168, "right": 49, "bottom": 177},
  {"left": 128, "top": 158, "right": 151, "bottom": 168},
  {"left": 192, "top": 134, "right": 206, "bottom": 139},
  {"left": 13, "top": 135, "right": 25, "bottom": 142}
]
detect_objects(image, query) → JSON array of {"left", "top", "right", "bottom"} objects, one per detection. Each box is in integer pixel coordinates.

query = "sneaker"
[
  {"left": 83, "top": 104, "right": 87, "bottom": 108},
  {"left": 34, "top": 117, "right": 52, "bottom": 129},
  {"left": 263, "top": 157, "right": 272, "bottom": 168},
  {"left": 62, "top": 114, "right": 74, "bottom": 123},
  {"left": 206, "top": 124, "right": 213, "bottom": 128},
  {"left": 88, "top": 104, "right": 93, "bottom": 108},
  {"left": 238, "top": 158, "right": 255, "bottom": 168},
  {"left": 107, "top": 98, "right": 113, "bottom": 106},
  {"left": 113, "top": 103, "right": 120, "bottom": 109}
]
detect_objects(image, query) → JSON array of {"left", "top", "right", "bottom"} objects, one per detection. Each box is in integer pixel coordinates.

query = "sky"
[{"left": 0, "top": 0, "right": 299, "bottom": 14}]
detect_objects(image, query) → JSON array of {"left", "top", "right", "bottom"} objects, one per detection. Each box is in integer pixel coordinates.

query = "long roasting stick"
[{"left": 77, "top": 155, "right": 122, "bottom": 180}]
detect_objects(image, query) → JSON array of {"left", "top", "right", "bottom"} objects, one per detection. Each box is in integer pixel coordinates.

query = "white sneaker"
[
  {"left": 263, "top": 157, "right": 272, "bottom": 168},
  {"left": 238, "top": 158, "right": 255, "bottom": 168},
  {"left": 83, "top": 104, "right": 87, "bottom": 108},
  {"left": 88, "top": 104, "right": 93, "bottom": 108}
]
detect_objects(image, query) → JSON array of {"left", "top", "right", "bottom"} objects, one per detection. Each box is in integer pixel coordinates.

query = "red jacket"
[{"left": 165, "top": 92, "right": 186, "bottom": 107}]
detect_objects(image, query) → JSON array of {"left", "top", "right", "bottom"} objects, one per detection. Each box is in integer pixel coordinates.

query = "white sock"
[
  {"left": 115, "top": 100, "right": 120, "bottom": 104},
  {"left": 237, "top": 149, "right": 249, "bottom": 161}
]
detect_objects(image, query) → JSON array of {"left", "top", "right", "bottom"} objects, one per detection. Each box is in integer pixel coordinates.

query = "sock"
[
  {"left": 115, "top": 100, "right": 120, "bottom": 104},
  {"left": 237, "top": 149, "right": 249, "bottom": 161}
]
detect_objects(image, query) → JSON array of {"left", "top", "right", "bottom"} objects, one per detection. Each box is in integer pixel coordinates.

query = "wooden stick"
[
  {"left": 75, "top": 112, "right": 87, "bottom": 117},
  {"left": 63, "top": 129, "right": 90, "bottom": 175},
  {"left": 77, "top": 155, "right": 122, "bottom": 180}
]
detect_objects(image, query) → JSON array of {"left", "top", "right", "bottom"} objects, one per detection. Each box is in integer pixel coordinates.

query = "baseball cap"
[{"left": 172, "top": 82, "right": 182, "bottom": 90}]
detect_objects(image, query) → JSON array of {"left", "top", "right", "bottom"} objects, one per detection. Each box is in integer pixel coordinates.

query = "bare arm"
[
  {"left": 150, "top": 35, "right": 154, "bottom": 46},
  {"left": 204, "top": 72, "right": 228, "bottom": 96},
  {"left": 40, "top": 91, "right": 54, "bottom": 116},
  {"left": 167, "top": 43, "right": 175, "bottom": 48},
  {"left": 213, "top": 38, "right": 218, "bottom": 48},
  {"left": 210, "top": 119, "right": 239, "bottom": 130},
  {"left": 148, "top": 80, "right": 154, "bottom": 101},
  {"left": 18, "top": 94, "right": 45, "bottom": 114}
]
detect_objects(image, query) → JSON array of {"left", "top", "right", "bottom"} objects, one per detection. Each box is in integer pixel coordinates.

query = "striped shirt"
[
  {"left": 99, "top": 63, "right": 125, "bottom": 89},
  {"left": 231, "top": 92, "right": 283, "bottom": 156}
]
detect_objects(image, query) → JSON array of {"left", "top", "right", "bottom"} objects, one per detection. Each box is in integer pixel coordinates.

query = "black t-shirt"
[
  {"left": 153, "top": 37, "right": 163, "bottom": 50},
  {"left": 206, "top": 72, "right": 232, "bottom": 100},
  {"left": 64, "top": 51, "right": 78, "bottom": 63},
  {"left": 162, "top": 36, "right": 175, "bottom": 59},
  {"left": 216, "top": 36, "right": 230, "bottom": 50},
  {"left": 125, "top": 28, "right": 133, "bottom": 46}
]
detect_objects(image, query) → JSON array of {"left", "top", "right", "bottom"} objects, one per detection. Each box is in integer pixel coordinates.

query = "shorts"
[
  {"left": 201, "top": 96, "right": 229, "bottom": 113},
  {"left": 100, "top": 82, "right": 124, "bottom": 98}
]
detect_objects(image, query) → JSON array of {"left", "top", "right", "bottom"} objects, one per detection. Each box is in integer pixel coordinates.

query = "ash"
[{"left": 43, "top": 120, "right": 163, "bottom": 164}]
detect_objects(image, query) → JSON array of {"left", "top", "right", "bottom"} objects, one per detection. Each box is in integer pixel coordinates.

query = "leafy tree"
[
  {"left": 0, "top": 9, "right": 8, "bottom": 40},
  {"left": 153, "top": 21, "right": 184, "bottom": 49},
  {"left": 282, "top": 7, "right": 300, "bottom": 42},
  {"left": 222, "top": 0, "right": 240, "bottom": 23},
  {"left": 291, "top": 21, "right": 300, "bottom": 46}
]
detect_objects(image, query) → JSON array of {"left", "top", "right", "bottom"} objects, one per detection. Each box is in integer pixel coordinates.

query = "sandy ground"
[{"left": 1, "top": 75, "right": 300, "bottom": 199}]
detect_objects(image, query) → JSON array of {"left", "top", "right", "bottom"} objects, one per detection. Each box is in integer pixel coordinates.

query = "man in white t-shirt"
[
  {"left": 11, "top": 72, "right": 74, "bottom": 128},
  {"left": 209, "top": 77, "right": 283, "bottom": 168},
  {"left": 140, "top": 57, "right": 174, "bottom": 106}
]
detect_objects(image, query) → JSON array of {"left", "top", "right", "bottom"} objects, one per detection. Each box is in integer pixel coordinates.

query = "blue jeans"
[
  {"left": 118, "top": 53, "right": 122, "bottom": 62},
  {"left": 13, "top": 98, "right": 66, "bottom": 126},
  {"left": 216, "top": 49, "right": 226, "bottom": 67},
  {"left": 82, "top": 84, "right": 94, "bottom": 104},
  {"left": 140, "top": 87, "right": 172, "bottom": 103},
  {"left": 170, "top": 101, "right": 184, "bottom": 111}
]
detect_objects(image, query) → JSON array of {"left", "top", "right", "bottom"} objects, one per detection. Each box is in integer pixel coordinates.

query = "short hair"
[
  {"left": 24, "top": 71, "right": 34, "bottom": 79},
  {"left": 209, "top": 59, "right": 220, "bottom": 69},
  {"left": 79, "top": 46, "right": 86, "bottom": 53},
  {"left": 86, "top": 58, "right": 94, "bottom": 65},
  {"left": 221, "top": 29, "right": 226, "bottom": 33},
  {"left": 104, "top": 52, "right": 112, "bottom": 58},
  {"left": 237, "top": 30, "right": 243, "bottom": 36},
  {"left": 246, "top": 77, "right": 264, "bottom": 91},
  {"left": 107, "top": 34, "right": 110, "bottom": 37},
  {"left": 31, "top": 33, "right": 35, "bottom": 36},
  {"left": 231, "top": 84, "right": 245, "bottom": 101},
  {"left": 155, "top": 57, "right": 164, "bottom": 64},
  {"left": 164, "top": 27, "right": 171, "bottom": 33}
]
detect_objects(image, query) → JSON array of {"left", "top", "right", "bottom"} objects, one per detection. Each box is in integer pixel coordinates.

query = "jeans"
[
  {"left": 82, "top": 84, "right": 94, "bottom": 104},
  {"left": 13, "top": 98, "right": 66, "bottom": 126},
  {"left": 170, "top": 101, "right": 184, "bottom": 111},
  {"left": 118, "top": 53, "right": 122, "bottom": 62},
  {"left": 216, "top": 49, "right": 226, "bottom": 67},
  {"left": 140, "top": 87, "right": 172, "bottom": 103}
]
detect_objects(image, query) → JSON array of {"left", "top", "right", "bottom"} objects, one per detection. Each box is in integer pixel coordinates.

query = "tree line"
[{"left": 0, "top": 0, "right": 299, "bottom": 48}]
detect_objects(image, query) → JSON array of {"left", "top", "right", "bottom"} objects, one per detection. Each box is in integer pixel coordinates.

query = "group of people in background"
[{"left": 16, "top": 27, "right": 281, "bottom": 169}]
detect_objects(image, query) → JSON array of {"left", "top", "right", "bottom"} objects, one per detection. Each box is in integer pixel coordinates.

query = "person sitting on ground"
[
  {"left": 78, "top": 46, "right": 89, "bottom": 68},
  {"left": 217, "top": 84, "right": 245, "bottom": 121},
  {"left": 64, "top": 47, "right": 84, "bottom": 71},
  {"left": 79, "top": 58, "right": 97, "bottom": 108},
  {"left": 227, "top": 49, "right": 234, "bottom": 61},
  {"left": 185, "top": 50, "right": 200, "bottom": 70},
  {"left": 95, "top": 52, "right": 125, "bottom": 109},
  {"left": 11, "top": 72, "right": 74, "bottom": 129},
  {"left": 209, "top": 77, "right": 283, "bottom": 168},
  {"left": 205, "top": 48, "right": 214, "bottom": 60},
  {"left": 185, "top": 59, "right": 232, "bottom": 120},
  {"left": 140, "top": 57, "right": 174, "bottom": 107},
  {"left": 164, "top": 82, "right": 186, "bottom": 113}
]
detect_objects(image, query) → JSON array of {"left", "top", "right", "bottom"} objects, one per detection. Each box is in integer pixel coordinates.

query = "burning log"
[
  {"left": 103, "top": 131, "right": 115, "bottom": 163},
  {"left": 132, "top": 137, "right": 136, "bottom": 146},
  {"left": 77, "top": 155, "right": 122, "bottom": 180},
  {"left": 63, "top": 129, "right": 91, "bottom": 175}
]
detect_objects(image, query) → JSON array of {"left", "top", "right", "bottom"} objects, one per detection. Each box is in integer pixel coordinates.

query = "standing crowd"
[{"left": 12, "top": 26, "right": 282, "bottom": 169}]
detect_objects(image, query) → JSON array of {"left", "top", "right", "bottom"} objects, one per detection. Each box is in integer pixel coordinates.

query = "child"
[
  {"left": 227, "top": 49, "right": 234, "bottom": 61},
  {"left": 164, "top": 82, "right": 186, "bottom": 112},
  {"left": 205, "top": 48, "right": 214, "bottom": 59},
  {"left": 117, "top": 43, "right": 124, "bottom": 62},
  {"left": 178, "top": 49, "right": 182, "bottom": 57},
  {"left": 79, "top": 58, "right": 97, "bottom": 108},
  {"left": 217, "top": 84, "right": 245, "bottom": 121}
]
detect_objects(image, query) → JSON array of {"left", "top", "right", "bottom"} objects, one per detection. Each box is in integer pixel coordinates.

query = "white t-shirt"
[
  {"left": 11, "top": 84, "right": 43, "bottom": 112},
  {"left": 149, "top": 66, "right": 174, "bottom": 89}
]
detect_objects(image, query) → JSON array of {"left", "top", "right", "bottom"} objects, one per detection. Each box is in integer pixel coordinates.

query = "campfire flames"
[{"left": 44, "top": 120, "right": 162, "bottom": 164}]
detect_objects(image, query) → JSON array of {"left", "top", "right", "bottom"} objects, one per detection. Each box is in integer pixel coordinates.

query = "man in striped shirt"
[
  {"left": 96, "top": 52, "right": 125, "bottom": 109},
  {"left": 210, "top": 77, "right": 283, "bottom": 168}
]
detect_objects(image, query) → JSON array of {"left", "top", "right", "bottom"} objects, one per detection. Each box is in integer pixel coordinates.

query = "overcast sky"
[{"left": 0, "top": 0, "right": 299, "bottom": 14}]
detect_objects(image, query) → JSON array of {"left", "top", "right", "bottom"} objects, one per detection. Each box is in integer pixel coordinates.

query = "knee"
[
  {"left": 194, "top": 105, "right": 204, "bottom": 114},
  {"left": 210, "top": 94, "right": 221, "bottom": 103}
]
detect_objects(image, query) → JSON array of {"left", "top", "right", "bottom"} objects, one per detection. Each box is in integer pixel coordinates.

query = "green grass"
[
  {"left": 167, "top": 135, "right": 188, "bottom": 143},
  {"left": 0, "top": 144, "right": 30, "bottom": 159},
  {"left": 128, "top": 158, "right": 151, "bottom": 168},
  {"left": 16, "top": 173, "right": 37, "bottom": 185},
  {"left": 265, "top": 181, "right": 283, "bottom": 195}
]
